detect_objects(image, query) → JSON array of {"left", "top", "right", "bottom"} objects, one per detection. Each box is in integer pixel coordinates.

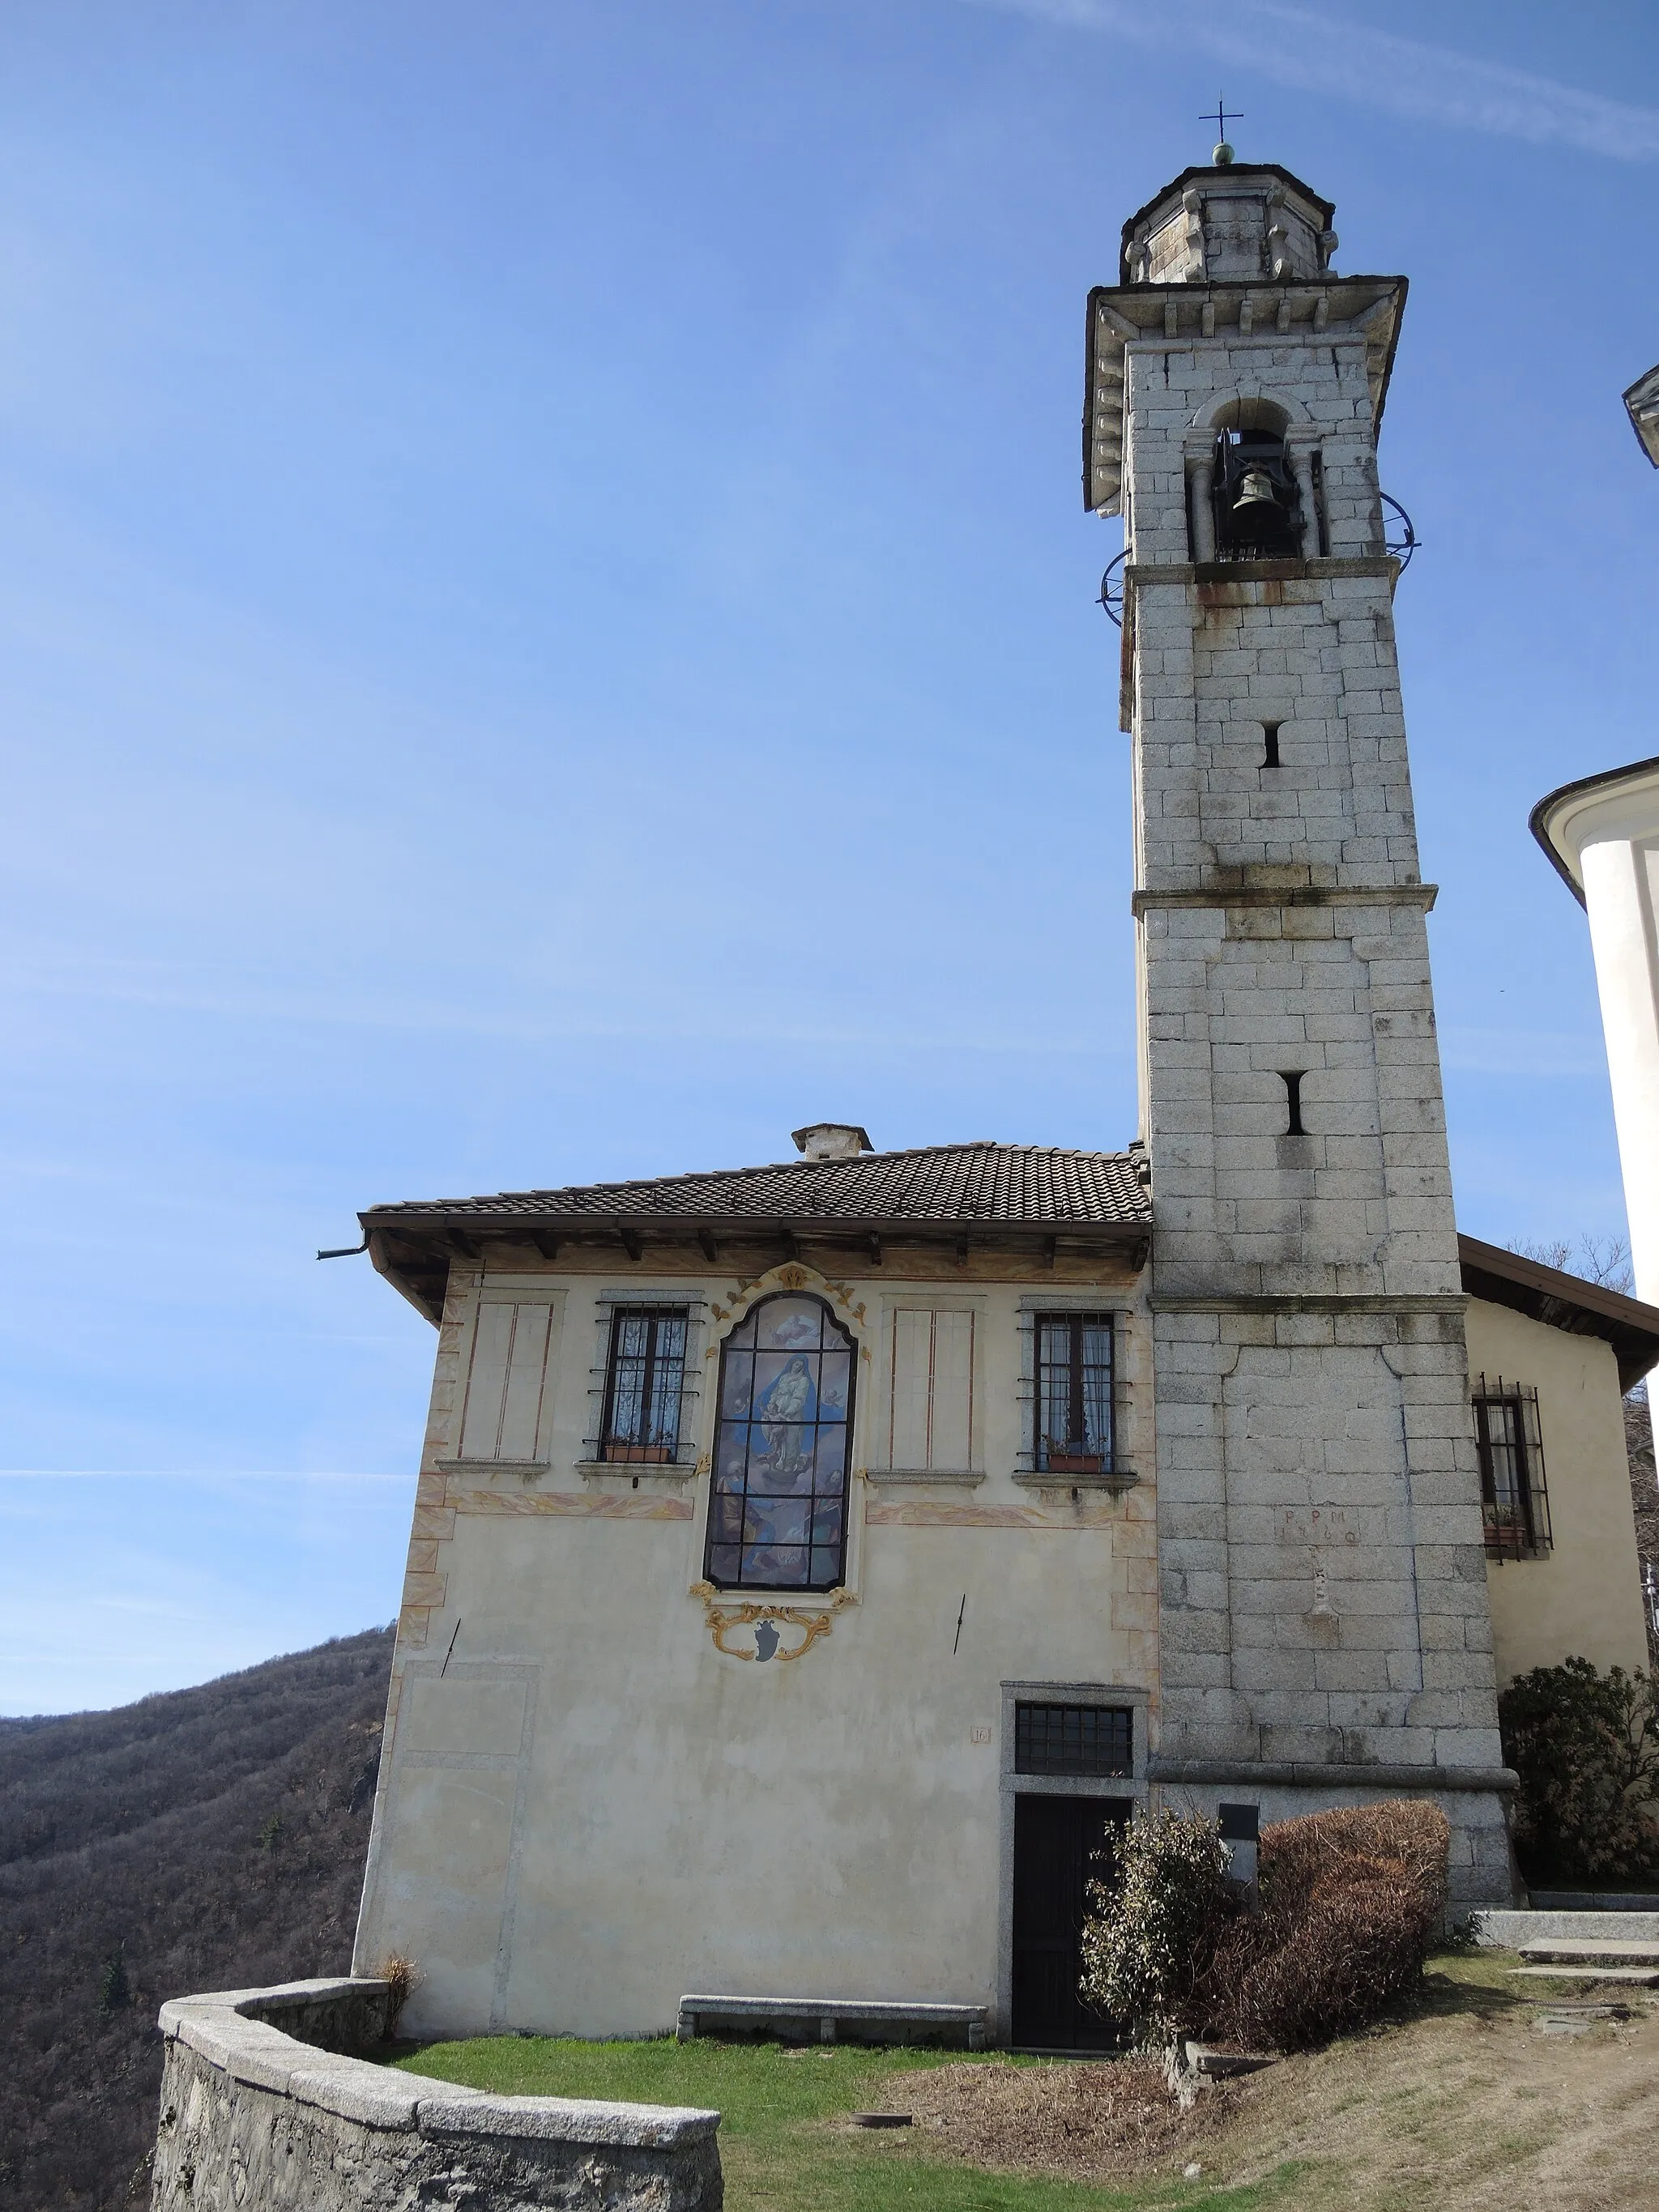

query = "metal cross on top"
[{"left": 1205, "top": 96, "right": 1243, "bottom": 143}]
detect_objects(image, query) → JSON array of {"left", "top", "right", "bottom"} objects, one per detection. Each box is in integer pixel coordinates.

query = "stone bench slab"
[
  {"left": 676, "top": 1995, "right": 987, "bottom": 2048},
  {"left": 1518, "top": 1940, "right": 1659, "bottom": 1965},
  {"left": 1469, "top": 1910, "right": 1659, "bottom": 1946}
]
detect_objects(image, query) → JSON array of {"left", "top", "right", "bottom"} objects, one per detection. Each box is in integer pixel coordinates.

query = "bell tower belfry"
[{"left": 1089, "top": 156, "right": 1514, "bottom": 1899}]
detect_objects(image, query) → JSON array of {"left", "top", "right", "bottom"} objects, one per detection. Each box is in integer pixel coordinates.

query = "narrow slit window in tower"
[
  {"left": 1280, "top": 1072, "right": 1306, "bottom": 1136},
  {"left": 1262, "top": 721, "right": 1282, "bottom": 769}
]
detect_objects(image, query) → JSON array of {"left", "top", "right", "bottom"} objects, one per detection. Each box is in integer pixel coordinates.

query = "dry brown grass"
[
  {"left": 1210, "top": 1968, "right": 1659, "bottom": 2210},
  {"left": 881, "top": 1956, "right": 1659, "bottom": 2210},
  {"left": 896, "top": 2054, "right": 1235, "bottom": 2179}
]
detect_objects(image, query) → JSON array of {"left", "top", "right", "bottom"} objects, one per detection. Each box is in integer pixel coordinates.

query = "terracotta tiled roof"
[{"left": 363, "top": 1142, "right": 1150, "bottom": 1231}]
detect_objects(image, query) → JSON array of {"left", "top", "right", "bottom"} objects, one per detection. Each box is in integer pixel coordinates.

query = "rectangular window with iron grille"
[
  {"left": 1472, "top": 1375, "right": 1552, "bottom": 1561},
  {"left": 600, "top": 1308, "right": 688, "bottom": 1463},
  {"left": 1035, "top": 1314, "right": 1114, "bottom": 1476},
  {"left": 1014, "top": 1703, "right": 1132, "bottom": 1778}
]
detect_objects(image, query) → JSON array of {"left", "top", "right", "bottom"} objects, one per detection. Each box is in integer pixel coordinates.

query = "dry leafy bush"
[
  {"left": 1080, "top": 1801, "right": 1449, "bottom": 2055},
  {"left": 373, "top": 1951, "right": 420, "bottom": 2036},
  {"left": 1200, "top": 1800, "right": 1449, "bottom": 2052}
]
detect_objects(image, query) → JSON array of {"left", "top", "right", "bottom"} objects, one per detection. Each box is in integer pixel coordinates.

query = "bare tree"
[{"left": 1508, "top": 1234, "right": 1634, "bottom": 1294}]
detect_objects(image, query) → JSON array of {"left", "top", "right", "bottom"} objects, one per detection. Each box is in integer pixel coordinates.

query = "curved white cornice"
[{"left": 1530, "top": 755, "right": 1659, "bottom": 906}]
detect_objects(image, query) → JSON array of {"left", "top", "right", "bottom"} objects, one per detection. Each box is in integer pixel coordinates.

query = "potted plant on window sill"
[{"left": 1043, "top": 1450, "right": 1107, "bottom": 1476}]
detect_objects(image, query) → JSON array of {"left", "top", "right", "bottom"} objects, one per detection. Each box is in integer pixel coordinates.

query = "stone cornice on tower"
[{"left": 1082, "top": 276, "right": 1406, "bottom": 518}]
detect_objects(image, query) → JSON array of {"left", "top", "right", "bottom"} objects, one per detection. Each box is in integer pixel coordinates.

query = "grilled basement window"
[
  {"left": 1014, "top": 1703, "right": 1132, "bottom": 1778},
  {"left": 1035, "top": 1313, "right": 1115, "bottom": 1476},
  {"left": 1472, "top": 1375, "right": 1552, "bottom": 1562},
  {"left": 599, "top": 1307, "right": 688, "bottom": 1463}
]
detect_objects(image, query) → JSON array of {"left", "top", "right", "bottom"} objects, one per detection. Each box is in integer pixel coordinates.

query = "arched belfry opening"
[{"left": 1205, "top": 399, "right": 1301, "bottom": 561}]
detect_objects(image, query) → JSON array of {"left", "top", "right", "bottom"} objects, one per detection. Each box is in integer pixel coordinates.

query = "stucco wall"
[
  {"left": 151, "top": 1977, "right": 721, "bottom": 2212},
  {"left": 1465, "top": 1296, "right": 1648, "bottom": 1682},
  {"left": 354, "top": 1256, "right": 1158, "bottom": 2043}
]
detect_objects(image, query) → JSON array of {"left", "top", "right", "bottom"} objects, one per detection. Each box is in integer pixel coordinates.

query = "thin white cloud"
[
  {"left": 0, "top": 1468, "right": 408, "bottom": 1481},
  {"left": 972, "top": 0, "right": 1659, "bottom": 162}
]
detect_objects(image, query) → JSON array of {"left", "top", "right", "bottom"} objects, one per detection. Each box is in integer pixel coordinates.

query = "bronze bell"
[{"left": 1232, "top": 465, "right": 1281, "bottom": 513}]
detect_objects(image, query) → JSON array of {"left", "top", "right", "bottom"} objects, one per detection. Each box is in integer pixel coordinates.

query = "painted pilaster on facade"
[{"left": 1091, "top": 162, "right": 1510, "bottom": 1899}]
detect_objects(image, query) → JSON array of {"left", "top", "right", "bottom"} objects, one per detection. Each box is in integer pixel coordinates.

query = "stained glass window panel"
[{"left": 704, "top": 1292, "right": 857, "bottom": 1592}]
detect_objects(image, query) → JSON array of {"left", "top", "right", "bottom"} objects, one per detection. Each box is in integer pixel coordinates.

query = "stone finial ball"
[{"left": 1213, "top": 141, "right": 1235, "bottom": 165}]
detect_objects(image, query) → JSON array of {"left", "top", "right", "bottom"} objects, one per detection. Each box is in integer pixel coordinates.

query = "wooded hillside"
[{"left": 0, "top": 1626, "right": 394, "bottom": 2210}]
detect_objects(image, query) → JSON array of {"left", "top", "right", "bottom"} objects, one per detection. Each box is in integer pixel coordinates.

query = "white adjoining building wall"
[
  {"left": 1533, "top": 759, "right": 1659, "bottom": 1311},
  {"left": 354, "top": 1251, "right": 1158, "bottom": 2042}
]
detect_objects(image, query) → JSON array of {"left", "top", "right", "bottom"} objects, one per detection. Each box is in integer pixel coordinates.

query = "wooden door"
[{"left": 1011, "top": 1793, "right": 1128, "bottom": 2050}]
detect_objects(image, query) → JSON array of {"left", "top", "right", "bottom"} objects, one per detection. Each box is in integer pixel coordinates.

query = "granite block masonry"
[
  {"left": 1091, "top": 158, "right": 1514, "bottom": 1899},
  {"left": 150, "top": 1978, "right": 722, "bottom": 2211}
]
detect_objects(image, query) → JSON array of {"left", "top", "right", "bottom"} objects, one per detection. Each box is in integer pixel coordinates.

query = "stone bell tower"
[{"left": 1087, "top": 155, "right": 1513, "bottom": 1899}]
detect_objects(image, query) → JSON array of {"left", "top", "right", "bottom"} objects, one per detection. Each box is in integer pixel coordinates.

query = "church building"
[{"left": 349, "top": 155, "right": 1659, "bottom": 2051}]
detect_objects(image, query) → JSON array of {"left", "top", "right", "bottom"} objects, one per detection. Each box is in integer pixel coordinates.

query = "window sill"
[
  {"left": 693, "top": 1583, "right": 853, "bottom": 1613},
  {"left": 866, "top": 1468, "right": 987, "bottom": 1487},
  {"left": 437, "top": 1458, "right": 548, "bottom": 1477},
  {"left": 577, "top": 1460, "right": 697, "bottom": 1484},
  {"left": 1014, "top": 1468, "right": 1139, "bottom": 1494}
]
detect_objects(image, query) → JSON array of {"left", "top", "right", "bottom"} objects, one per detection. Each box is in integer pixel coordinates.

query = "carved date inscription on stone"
[{"left": 1277, "top": 1507, "right": 1358, "bottom": 1546}]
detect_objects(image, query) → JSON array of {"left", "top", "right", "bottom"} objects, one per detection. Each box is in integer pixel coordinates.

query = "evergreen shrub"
[
  {"left": 1077, "top": 1809, "right": 1234, "bottom": 2049},
  {"left": 1499, "top": 1656, "right": 1659, "bottom": 1888}
]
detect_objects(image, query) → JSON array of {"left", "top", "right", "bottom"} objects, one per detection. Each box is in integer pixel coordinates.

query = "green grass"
[
  {"left": 390, "top": 2033, "right": 1316, "bottom": 2211},
  {"left": 1415, "top": 1946, "right": 1598, "bottom": 2011},
  {"left": 387, "top": 1953, "right": 1534, "bottom": 2210}
]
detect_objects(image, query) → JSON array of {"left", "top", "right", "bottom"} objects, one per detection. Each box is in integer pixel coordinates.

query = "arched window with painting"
[{"left": 706, "top": 1292, "right": 856, "bottom": 1592}]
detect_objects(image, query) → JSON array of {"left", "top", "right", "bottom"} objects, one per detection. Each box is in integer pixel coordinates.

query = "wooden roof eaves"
[
  {"left": 360, "top": 1208, "right": 1150, "bottom": 1245},
  {"left": 362, "top": 1213, "right": 1150, "bottom": 1324},
  {"left": 367, "top": 1228, "right": 446, "bottom": 1328},
  {"left": 1459, "top": 1233, "right": 1659, "bottom": 1392}
]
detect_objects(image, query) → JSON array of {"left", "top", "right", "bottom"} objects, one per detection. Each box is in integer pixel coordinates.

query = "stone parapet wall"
[
  {"left": 151, "top": 1977, "right": 722, "bottom": 2211},
  {"left": 1150, "top": 1773, "right": 1515, "bottom": 1907}
]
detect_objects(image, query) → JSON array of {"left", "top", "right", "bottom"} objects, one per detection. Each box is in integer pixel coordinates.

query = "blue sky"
[{"left": 2, "top": 0, "right": 1657, "bottom": 1713}]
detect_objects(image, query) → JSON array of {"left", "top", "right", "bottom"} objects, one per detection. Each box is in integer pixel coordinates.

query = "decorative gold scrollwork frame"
[{"left": 690, "top": 1585, "right": 856, "bottom": 1662}]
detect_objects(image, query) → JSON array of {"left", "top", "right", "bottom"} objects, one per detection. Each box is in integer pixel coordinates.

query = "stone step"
[
  {"left": 1518, "top": 1940, "right": 1659, "bottom": 1967},
  {"left": 1470, "top": 1909, "right": 1659, "bottom": 1948},
  {"left": 1530, "top": 1892, "right": 1659, "bottom": 1912},
  {"left": 1508, "top": 1965, "right": 1659, "bottom": 1986}
]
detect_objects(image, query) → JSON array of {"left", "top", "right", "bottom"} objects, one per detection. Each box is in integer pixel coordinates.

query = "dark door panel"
[{"left": 1011, "top": 1792, "right": 1128, "bottom": 2050}]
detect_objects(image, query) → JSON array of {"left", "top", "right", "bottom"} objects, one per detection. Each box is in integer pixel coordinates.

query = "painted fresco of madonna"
[{"left": 757, "top": 1354, "right": 816, "bottom": 1479}]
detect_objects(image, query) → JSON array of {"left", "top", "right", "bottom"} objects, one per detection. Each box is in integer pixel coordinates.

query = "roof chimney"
[{"left": 791, "top": 1123, "right": 872, "bottom": 1163}]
